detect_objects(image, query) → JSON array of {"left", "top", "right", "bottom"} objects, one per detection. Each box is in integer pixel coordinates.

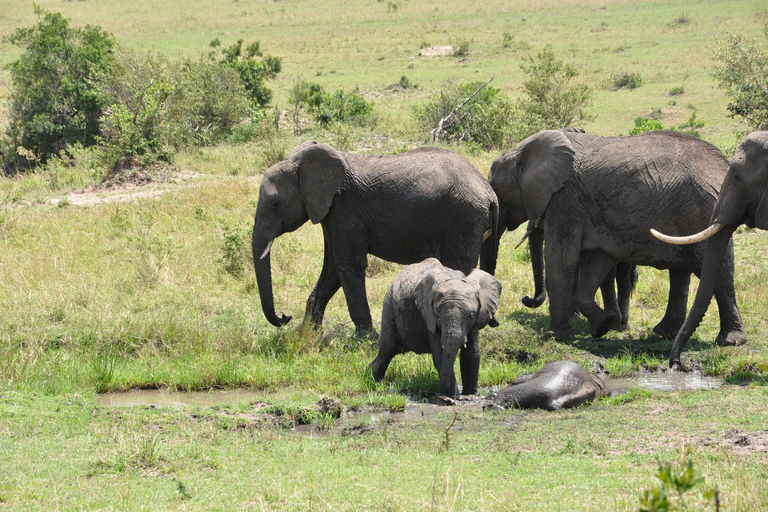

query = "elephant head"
[
  {"left": 652, "top": 131, "right": 768, "bottom": 245},
  {"left": 415, "top": 267, "right": 502, "bottom": 396},
  {"left": 487, "top": 130, "right": 575, "bottom": 306},
  {"left": 252, "top": 141, "right": 348, "bottom": 327}
]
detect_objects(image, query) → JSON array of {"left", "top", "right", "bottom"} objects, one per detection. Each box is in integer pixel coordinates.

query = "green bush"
[
  {"left": 518, "top": 48, "right": 595, "bottom": 129},
  {"left": 630, "top": 117, "right": 664, "bottom": 135},
  {"left": 610, "top": 71, "right": 643, "bottom": 90},
  {"left": 290, "top": 81, "right": 374, "bottom": 128},
  {"left": 209, "top": 38, "right": 282, "bottom": 108},
  {"left": 712, "top": 28, "right": 768, "bottom": 130},
  {"left": 2, "top": 8, "right": 116, "bottom": 171},
  {"left": 414, "top": 81, "right": 528, "bottom": 150},
  {"left": 97, "top": 49, "right": 252, "bottom": 168}
]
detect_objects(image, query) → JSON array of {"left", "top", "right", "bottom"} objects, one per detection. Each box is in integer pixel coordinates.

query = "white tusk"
[
  {"left": 482, "top": 228, "right": 492, "bottom": 243},
  {"left": 260, "top": 239, "right": 274, "bottom": 260},
  {"left": 514, "top": 230, "right": 532, "bottom": 250},
  {"left": 650, "top": 223, "right": 725, "bottom": 245}
]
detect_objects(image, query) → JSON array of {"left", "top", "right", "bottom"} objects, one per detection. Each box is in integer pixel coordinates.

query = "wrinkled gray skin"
[
  {"left": 485, "top": 360, "right": 605, "bottom": 411},
  {"left": 368, "top": 258, "right": 502, "bottom": 397},
  {"left": 652, "top": 132, "right": 768, "bottom": 366},
  {"left": 522, "top": 227, "right": 639, "bottom": 333},
  {"left": 484, "top": 130, "right": 744, "bottom": 356},
  {"left": 253, "top": 142, "right": 498, "bottom": 335}
]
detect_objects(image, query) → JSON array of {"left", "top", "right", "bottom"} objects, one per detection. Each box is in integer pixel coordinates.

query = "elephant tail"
[{"left": 480, "top": 200, "right": 499, "bottom": 275}]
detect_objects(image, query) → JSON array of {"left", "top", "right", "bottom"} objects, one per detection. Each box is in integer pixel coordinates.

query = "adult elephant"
[
  {"left": 482, "top": 129, "right": 744, "bottom": 358},
  {"left": 253, "top": 141, "right": 499, "bottom": 335},
  {"left": 651, "top": 131, "right": 767, "bottom": 365}
]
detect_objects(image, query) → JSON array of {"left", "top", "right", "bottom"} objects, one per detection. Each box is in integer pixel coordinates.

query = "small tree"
[
  {"left": 210, "top": 38, "right": 282, "bottom": 108},
  {"left": 518, "top": 47, "right": 595, "bottom": 130},
  {"left": 3, "top": 8, "right": 115, "bottom": 170},
  {"left": 712, "top": 28, "right": 768, "bottom": 131}
]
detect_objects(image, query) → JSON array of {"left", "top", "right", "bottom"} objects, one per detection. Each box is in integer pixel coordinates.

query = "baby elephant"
[
  {"left": 369, "top": 258, "right": 502, "bottom": 397},
  {"left": 485, "top": 360, "right": 605, "bottom": 411}
]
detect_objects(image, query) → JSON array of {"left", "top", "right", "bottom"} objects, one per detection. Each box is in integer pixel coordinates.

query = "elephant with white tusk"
[
  {"left": 483, "top": 129, "right": 744, "bottom": 365},
  {"left": 651, "top": 131, "right": 768, "bottom": 365}
]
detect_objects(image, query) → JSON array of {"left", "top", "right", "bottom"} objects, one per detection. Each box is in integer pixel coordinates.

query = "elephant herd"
[{"left": 252, "top": 131, "right": 768, "bottom": 405}]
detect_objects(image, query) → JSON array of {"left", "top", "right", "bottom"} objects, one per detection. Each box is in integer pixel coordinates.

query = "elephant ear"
[
  {"left": 415, "top": 267, "right": 451, "bottom": 333},
  {"left": 755, "top": 186, "right": 768, "bottom": 230},
  {"left": 465, "top": 269, "right": 502, "bottom": 327},
  {"left": 516, "top": 130, "right": 575, "bottom": 228},
  {"left": 291, "top": 142, "right": 349, "bottom": 224}
]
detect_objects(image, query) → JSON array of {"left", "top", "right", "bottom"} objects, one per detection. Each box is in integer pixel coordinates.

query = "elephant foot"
[
  {"left": 355, "top": 325, "right": 379, "bottom": 340},
  {"left": 653, "top": 319, "right": 683, "bottom": 339},
  {"left": 715, "top": 329, "right": 747, "bottom": 347},
  {"left": 619, "top": 319, "right": 629, "bottom": 332},
  {"left": 591, "top": 312, "right": 621, "bottom": 339},
  {"left": 548, "top": 323, "right": 573, "bottom": 341}
]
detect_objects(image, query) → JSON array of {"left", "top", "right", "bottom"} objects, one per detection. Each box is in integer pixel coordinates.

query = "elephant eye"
[{"left": 272, "top": 201, "right": 279, "bottom": 211}]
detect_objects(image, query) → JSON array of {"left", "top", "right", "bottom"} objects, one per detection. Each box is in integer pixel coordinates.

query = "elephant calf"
[
  {"left": 485, "top": 360, "right": 605, "bottom": 411},
  {"left": 368, "top": 258, "right": 502, "bottom": 397}
]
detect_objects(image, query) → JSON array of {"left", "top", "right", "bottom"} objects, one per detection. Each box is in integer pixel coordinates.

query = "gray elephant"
[
  {"left": 483, "top": 130, "right": 744, "bottom": 359},
  {"left": 253, "top": 141, "right": 498, "bottom": 335},
  {"left": 368, "top": 258, "right": 502, "bottom": 397},
  {"left": 652, "top": 131, "right": 768, "bottom": 365},
  {"left": 484, "top": 360, "right": 605, "bottom": 410}
]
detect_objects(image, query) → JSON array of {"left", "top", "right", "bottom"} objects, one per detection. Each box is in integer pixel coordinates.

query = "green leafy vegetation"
[
  {"left": 611, "top": 71, "right": 644, "bottom": 90},
  {"left": 2, "top": 8, "right": 115, "bottom": 170},
  {"left": 712, "top": 27, "right": 768, "bottom": 130}
]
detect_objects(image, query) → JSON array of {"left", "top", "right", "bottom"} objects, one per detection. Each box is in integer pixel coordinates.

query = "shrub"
[
  {"left": 97, "top": 49, "right": 252, "bottom": 168},
  {"left": 291, "top": 81, "right": 374, "bottom": 128},
  {"left": 209, "top": 38, "right": 282, "bottom": 108},
  {"left": 610, "top": 71, "right": 643, "bottom": 90},
  {"left": 2, "top": 8, "right": 116, "bottom": 171},
  {"left": 453, "top": 39, "right": 471, "bottom": 57},
  {"left": 712, "top": 28, "right": 768, "bottom": 130},
  {"left": 414, "top": 81, "right": 528, "bottom": 150},
  {"left": 630, "top": 117, "right": 664, "bottom": 135},
  {"left": 518, "top": 47, "right": 595, "bottom": 129},
  {"left": 668, "top": 86, "right": 685, "bottom": 96}
]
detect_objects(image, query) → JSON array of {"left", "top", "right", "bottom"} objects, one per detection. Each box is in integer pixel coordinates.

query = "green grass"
[{"left": 2, "top": 0, "right": 768, "bottom": 509}]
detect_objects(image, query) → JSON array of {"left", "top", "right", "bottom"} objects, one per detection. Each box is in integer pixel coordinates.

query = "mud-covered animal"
[
  {"left": 253, "top": 141, "right": 499, "bottom": 336},
  {"left": 368, "top": 258, "right": 502, "bottom": 397},
  {"left": 485, "top": 360, "right": 605, "bottom": 411}
]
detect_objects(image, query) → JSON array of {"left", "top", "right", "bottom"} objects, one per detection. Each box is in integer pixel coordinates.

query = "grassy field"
[{"left": 2, "top": 0, "right": 768, "bottom": 509}]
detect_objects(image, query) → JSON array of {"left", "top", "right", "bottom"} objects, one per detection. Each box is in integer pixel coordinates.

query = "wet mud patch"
[{"left": 702, "top": 429, "right": 768, "bottom": 457}]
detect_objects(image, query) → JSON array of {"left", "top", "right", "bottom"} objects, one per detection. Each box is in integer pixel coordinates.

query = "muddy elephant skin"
[
  {"left": 487, "top": 360, "right": 605, "bottom": 411},
  {"left": 368, "top": 258, "right": 502, "bottom": 397}
]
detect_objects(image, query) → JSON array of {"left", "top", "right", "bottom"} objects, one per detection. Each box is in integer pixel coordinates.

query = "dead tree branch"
[{"left": 431, "top": 77, "right": 494, "bottom": 142}]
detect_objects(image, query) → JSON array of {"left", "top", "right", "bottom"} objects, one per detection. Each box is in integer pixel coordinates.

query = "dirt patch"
[
  {"left": 703, "top": 429, "right": 768, "bottom": 457},
  {"left": 416, "top": 45, "right": 454, "bottom": 57},
  {"left": 52, "top": 168, "right": 203, "bottom": 206}
]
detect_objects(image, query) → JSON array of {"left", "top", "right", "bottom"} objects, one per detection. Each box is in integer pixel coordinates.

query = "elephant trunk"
[
  {"left": 252, "top": 226, "right": 292, "bottom": 327},
  {"left": 650, "top": 223, "right": 725, "bottom": 245},
  {"left": 522, "top": 227, "right": 547, "bottom": 308},
  {"left": 668, "top": 225, "right": 736, "bottom": 365},
  {"left": 437, "top": 315, "right": 467, "bottom": 397},
  {"left": 479, "top": 201, "right": 500, "bottom": 275}
]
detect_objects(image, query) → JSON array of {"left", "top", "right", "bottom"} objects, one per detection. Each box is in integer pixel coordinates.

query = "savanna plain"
[{"left": 1, "top": 0, "right": 768, "bottom": 509}]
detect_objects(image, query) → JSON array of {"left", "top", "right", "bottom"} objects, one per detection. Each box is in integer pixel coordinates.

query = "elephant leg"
[
  {"left": 459, "top": 331, "right": 480, "bottom": 395},
  {"left": 544, "top": 234, "right": 581, "bottom": 340},
  {"left": 598, "top": 266, "right": 623, "bottom": 331},
  {"left": 575, "top": 250, "right": 620, "bottom": 338},
  {"left": 713, "top": 261, "right": 746, "bottom": 346},
  {"left": 653, "top": 269, "right": 690, "bottom": 339},
  {"left": 368, "top": 299, "right": 400, "bottom": 382},
  {"left": 332, "top": 234, "right": 374, "bottom": 335},
  {"left": 305, "top": 230, "right": 342, "bottom": 328},
  {"left": 616, "top": 262, "right": 637, "bottom": 330}
]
